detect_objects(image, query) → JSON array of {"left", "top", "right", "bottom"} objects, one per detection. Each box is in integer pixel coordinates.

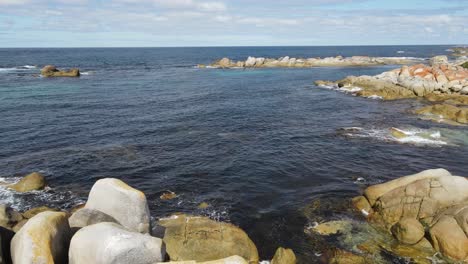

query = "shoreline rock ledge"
[
  {"left": 316, "top": 55, "right": 468, "bottom": 125},
  {"left": 352, "top": 168, "right": 468, "bottom": 262},
  {"left": 201, "top": 56, "right": 421, "bottom": 68}
]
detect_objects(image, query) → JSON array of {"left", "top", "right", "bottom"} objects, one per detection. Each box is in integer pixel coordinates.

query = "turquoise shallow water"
[{"left": 0, "top": 46, "right": 467, "bottom": 262}]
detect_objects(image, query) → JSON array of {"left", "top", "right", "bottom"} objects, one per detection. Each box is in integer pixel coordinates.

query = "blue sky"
[{"left": 0, "top": 0, "right": 467, "bottom": 47}]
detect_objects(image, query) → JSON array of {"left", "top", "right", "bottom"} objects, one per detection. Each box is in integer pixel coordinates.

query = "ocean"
[{"left": 1, "top": 46, "right": 467, "bottom": 262}]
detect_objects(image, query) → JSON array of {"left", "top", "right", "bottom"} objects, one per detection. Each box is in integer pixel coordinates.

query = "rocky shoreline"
[
  {"left": 315, "top": 55, "right": 468, "bottom": 125},
  {"left": 200, "top": 56, "right": 421, "bottom": 69},
  {"left": 0, "top": 172, "right": 296, "bottom": 264},
  {"left": 0, "top": 168, "right": 466, "bottom": 263}
]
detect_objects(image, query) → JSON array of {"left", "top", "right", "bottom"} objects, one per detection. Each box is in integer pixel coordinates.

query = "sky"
[{"left": 0, "top": 0, "right": 467, "bottom": 47}]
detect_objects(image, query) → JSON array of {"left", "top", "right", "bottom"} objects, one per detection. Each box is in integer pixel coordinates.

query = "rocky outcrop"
[
  {"left": 84, "top": 178, "right": 151, "bottom": 233},
  {"left": 69, "top": 222, "right": 165, "bottom": 264},
  {"left": 315, "top": 56, "right": 468, "bottom": 125},
  {"left": 207, "top": 56, "right": 420, "bottom": 68},
  {"left": 450, "top": 47, "right": 468, "bottom": 57},
  {"left": 11, "top": 211, "right": 71, "bottom": 264},
  {"left": 41, "top": 65, "right": 80, "bottom": 77},
  {"left": 159, "top": 214, "right": 259, "bottom": 263},
  {"left": 352, "top": 168, "right": 468, "bottom": 262},
  {"left": 8, "top": 172, "right": 45, "bottom": 192}
]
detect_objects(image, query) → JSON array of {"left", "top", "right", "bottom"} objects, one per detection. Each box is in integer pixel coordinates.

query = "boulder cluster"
[
  {"left": 316, "top": 55, "right": 468, "bottom": 125},
  {"left": 0, "top": 173, "right": 296, "bottom": 264},
  {"left": 202, "top": 56, "right": 419, "bottom": 69},
  {"left": 41, "top": 65, "right": 80, "bottom": 77},
  {"left": 352, "top": 169, "right": 468, "bottom": 262}
]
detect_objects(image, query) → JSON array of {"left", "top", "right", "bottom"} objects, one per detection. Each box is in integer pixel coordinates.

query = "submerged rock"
[
  {"left": 41, "top": 65, "right": 80, "bottom": 77},
  {"left": 85, "top": 178, "right": 151, "bottom": 233},
  {"left": 69, "top": 222, "right": 165, "bottom": 264},
  {"left": 8, "top": 172, "right": 46, "bottom": 192},
  {"left": 312, "top": 220, "right": 352, "bottom": 236},
  {"left": 158, "top": 214, "right": 259, "bottom": 263},
  {"left": 11, "top": 211, "right": 71, "bottom": 264},
  {"left": 415, "top": 104, "right": 468, "bottom": 124},
  {"left": 156, "top": 256, "right": 248, "bottom": 264}
]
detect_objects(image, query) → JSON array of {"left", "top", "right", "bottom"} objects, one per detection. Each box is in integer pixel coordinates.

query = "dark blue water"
[{"left": 1, "top": 46, "right": 467, "bottom": 262}]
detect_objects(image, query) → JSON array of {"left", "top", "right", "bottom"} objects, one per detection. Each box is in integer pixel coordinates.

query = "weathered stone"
[
  {"left": 429, "top": 213, "right": 468, "bottom": 261},
  {"left": 352, "top": 196, "right": 373, "bottom": 216},
  {"left": 85, "top": 178, "right": 151, "bottom": 233},
  {"left": 159, "top": 215, "right": 259, "bottom": 263},
  {"left": 69, "top": 222, "right": 165, "bottom": 264},
  {"left": 391, "top": 218, "right": 425, "bottom": 245},
  {"left": 324, "top": 248, "right": 371, "bottom": 264},
  {"left": 429, "top": 55, "right": 448, "bottom": 66},
  {"left": 22, "top": 206, "right": 58, "bottom": 219},
  {"left": 68, "top": 208, "right": 118, "bottom": 230},
  {"left": 156, "top": 256, "right": 248, "bottom": 264},
  {"left": 8, "top": 172, "right": 45, "bottom": 192},
  {"left": 0, "top": 205, "right": 23, "bottom": 229},
  {"left": 271, "top": 247, "right": 296, "bottom": 264},
  {"left": 11, "top": 211, "right": 71, "bottom": 264}
]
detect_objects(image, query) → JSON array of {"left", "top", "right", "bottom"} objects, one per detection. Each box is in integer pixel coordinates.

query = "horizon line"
[{"left": 0, "top": 44, "right": 466, "bottom": 49}]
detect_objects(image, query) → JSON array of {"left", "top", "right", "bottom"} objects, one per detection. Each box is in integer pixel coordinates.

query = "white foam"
[
  {"left": 367, "top": 95, "right": 383, "bottom": 100},
  {"left": 22, "top": 65, "right": 36, "bottom": 69},
  {"left": 342, "top": 127, "right": 449, "bottom": 146},
  {"left": 80, "top": 71, "right": 91, "bottom": 75},
  {"left": 397, "top": 51, "right": 405, "bottom": 54}
]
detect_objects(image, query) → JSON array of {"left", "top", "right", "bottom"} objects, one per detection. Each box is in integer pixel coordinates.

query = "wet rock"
[
  {"left": 41, "top": 65, "right": 80, "bottom": 77},
  {"left": 85, "top": 178, "right": 151, "bottom": 233},
  {"left": 69, "top": 222, "right": 165, "bottom": 264},
  {"left": 0, "top": 205, "right": 23, "bottom": 229},
  {"left": 11, "top": 211, "right": 71, "bottom": 264},
  {"left": 160, "top": 191, "right": 177, "bottom": 200},
  {"left": 390, "top": 127, "right": 407, "bottom": 139},
  {"left": 415, "top": 104, "right": 468, "bottom": 124},
  {"left": 313, "top": 220, "right": 352, "bottom": 236},
  {"left": 8, "top": 172, "right": 45, "bottom": 192},
  {"left": 324, "top": 248, "right": 371, "bottom": 264},
  {"left": 391, "top": 218, "right": 425, "bottom": 245},
  {"left": 159, "top": 214, "right": 259, "bottom": 263},
  {"left": 351, "top": 196, "right": 373, "bottom": 216},
  {"left": 156, "top": 256, "right": 248, "bottom": 264},
  {"left": 22, "top": 206, "right": 58, "bottom": 219},
  {"left": 271, "top": 247, "right": 296, "bottom": 264},
  {"left": 68, "top": 208, "right": 118, "bottom": 230},
  {"left": 197, "top": 202, "right": 210, "bottom": 209}
]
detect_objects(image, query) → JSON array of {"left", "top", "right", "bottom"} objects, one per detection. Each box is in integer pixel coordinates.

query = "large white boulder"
[
  {"left": 11, "top": 211, "right": 71, "bottom": 264},
  {"left": 85, "top": 178, "right": 151, "bottom": 233},
  {"left": 69, "top": 222, "right": 165, "bottom": 264}
]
